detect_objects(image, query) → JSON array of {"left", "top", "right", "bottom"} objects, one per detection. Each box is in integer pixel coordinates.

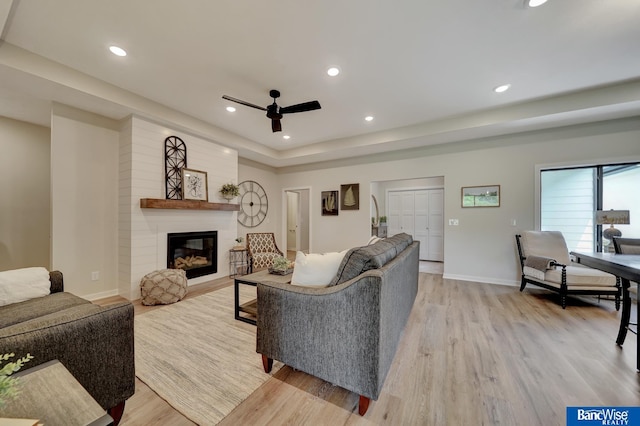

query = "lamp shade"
[{"left": 595, "top": 210, "right": 630, "bottom": 226}]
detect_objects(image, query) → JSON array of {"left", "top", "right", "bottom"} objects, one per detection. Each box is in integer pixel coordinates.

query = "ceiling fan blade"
[
  {"left": 271, "top": 119, "right": 282, "bottom": 132},
  {"left": 280, "top": 100, "right": 321, "bottom": 114},
  {"left": 222, "top": 95, "right": 267, "bottom": 111}
]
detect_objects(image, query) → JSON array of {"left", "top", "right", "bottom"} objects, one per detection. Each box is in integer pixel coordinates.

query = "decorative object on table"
[
  {"left": 269, "top": 255, "right": 294, "bottom": 275},
  {"left": 340, "top": 183, "right": 359, "bottom": 210},
  {"left": 220, "top": 182, "right": 240, "bottom": 202},
  {"left": 234, "top": 236, "right": 245, "bottom": 249},
  {"left": 461, "top": 185, "right": 500, "bottom": 208},
  {"left": 596, "top": 209, "right": 630, "bottom": 249},
  {"left": 181, "top": 168, "right": 208, "bottom": 201},
  {"left": 0, "top": 352, "right": 33, "bottom": 407},
  {"left": 322, "top": 190, "right": 338, "bottom": 216},
  {"left": 164, "top": 136, "right": 187, "bottom": 200},
  {"left": 237, "top": 180, "right": 268, "bottom": 227}
]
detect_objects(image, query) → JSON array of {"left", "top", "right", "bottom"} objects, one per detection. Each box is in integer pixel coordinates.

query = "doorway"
[
  {"left": 371, "top": 176, "right": 445, "bottom": 263},
  {"left": 283, "top": 188, "right": 311, "bottom": 255}
]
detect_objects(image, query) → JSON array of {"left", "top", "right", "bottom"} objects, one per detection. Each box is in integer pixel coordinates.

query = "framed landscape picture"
[
  {"left": 461, "top": 185, "right": 500, "bottom": 208},
  {"left": 182, "top": 168, "right": 208, "bottom": 201}
]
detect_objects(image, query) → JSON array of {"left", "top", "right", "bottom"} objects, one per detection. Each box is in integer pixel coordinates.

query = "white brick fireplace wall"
[{"left": 119, "top": 116, "right": 238, "bottom": 300}]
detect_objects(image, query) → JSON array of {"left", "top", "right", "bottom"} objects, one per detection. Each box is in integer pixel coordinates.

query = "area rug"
[{"left": 134, "top": 285, "right": 281, "bottom": 425}]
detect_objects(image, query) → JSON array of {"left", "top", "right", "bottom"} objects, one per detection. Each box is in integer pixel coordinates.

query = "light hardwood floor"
[{"left": 105, "top": 272, "right": 639, "bottom": 426}]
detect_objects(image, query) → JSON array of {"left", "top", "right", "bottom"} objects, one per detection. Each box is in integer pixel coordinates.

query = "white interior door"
[
  {"left": 388, "top": 191, "right": 402, "bottom": 236},
  {"left": 283, "top": 188, "right": 310, "bottom": 254},
  {"left": 388, "top": 188, "right": 444, "bottom": 261},
  {"left": 401, "top": 192, "right": 415, "bottom": 235},
  {"left": 414, "top": 190, "right": 429, "bottom": 260},
  {"left": 427, "top": 189, "right": 444, "bottom": 261}
]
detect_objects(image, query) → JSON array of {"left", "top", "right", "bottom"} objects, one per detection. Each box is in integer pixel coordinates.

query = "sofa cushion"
[
  {"left": 0, "top": 292, "right": 91, "bottom": 328},
  {"left": 385, "top": 233, "right": 413, "bottom": 252},
  {"left": 0, "top": 303, "right": 108, "bottom": 337},
  {"left": 544, "top": 264, "right": 617, "bottom": 287},
  {"left": 0, "top": 267, "right": 51, "bottom": 307},
  {"left": 291, "top": 250, "right": 348, "bottom": 288}
]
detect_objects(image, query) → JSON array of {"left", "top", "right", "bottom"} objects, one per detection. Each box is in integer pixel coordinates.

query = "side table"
[
  {"left": 229, "top": 247, "right": 250, "bottom": 277},
  {"left": 0, "top": 360, "right": 113, "bottom": 426},
  {"left": 234, "top": 269, "right": 292, "bottom": 325}
]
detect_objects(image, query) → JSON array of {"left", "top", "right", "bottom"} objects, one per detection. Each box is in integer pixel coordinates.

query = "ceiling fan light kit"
[
  {"left": 526, "top": 0, "right": 548, "bottom": 7},
  {"left": 222, "top": 89, "right": 321, "bottom": 133}
]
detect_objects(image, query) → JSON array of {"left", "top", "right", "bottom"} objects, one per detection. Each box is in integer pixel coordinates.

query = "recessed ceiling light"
[
  {"left": 527, "top": 0, "right": 548, "bottom": 7},
  {"left": 109, "top": 45, "right": 127, "bottom": 57},
  {"left": 494, "top": 84, "right": 511, "bottom": 93},
  {"left": 226, "top": 106, "right": 236, "bottom": 112},
  {"left": 283, "top": 135, "right": 291, "bottom": 140},
  {"left": 327, "top": 67, "right": 340, "bottom": 77},
  {"left": 365, "top": 116, "right": 374, "bottom": 122}
]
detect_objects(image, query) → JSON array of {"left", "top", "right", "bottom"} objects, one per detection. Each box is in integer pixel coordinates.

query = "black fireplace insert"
[{"left": 167, "top": 231, "right": 218, "bottom": 279}]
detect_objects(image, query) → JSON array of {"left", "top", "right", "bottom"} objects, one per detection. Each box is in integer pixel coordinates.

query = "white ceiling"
[{"left": 1, "top": 0, "right": 640, "bottom": 167}]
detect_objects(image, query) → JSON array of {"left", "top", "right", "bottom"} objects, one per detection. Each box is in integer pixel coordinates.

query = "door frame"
[{"left": 282, "top": 186, "right": 312, "bottom": 254}]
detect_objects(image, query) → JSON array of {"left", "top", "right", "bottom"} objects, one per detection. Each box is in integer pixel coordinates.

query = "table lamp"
[{"left": 596, "top": 209, "right": 630, "bottom": 247}]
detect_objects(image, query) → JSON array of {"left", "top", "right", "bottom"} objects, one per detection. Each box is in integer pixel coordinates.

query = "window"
[{"left": 540, "top": 163, "right": 640, "bottom": 252}]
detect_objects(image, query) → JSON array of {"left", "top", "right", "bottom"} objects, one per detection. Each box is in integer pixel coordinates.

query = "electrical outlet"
[
  {"left": 448, "top": 219, "right": 459, "bottom": 226},
  {"left": 91, "top": 271, "right": 100, "bottom": 281}
]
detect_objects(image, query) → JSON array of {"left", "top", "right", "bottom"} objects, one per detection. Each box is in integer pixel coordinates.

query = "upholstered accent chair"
[
  {"left": 613, "top": 236, "right": 640, "bottom": 301},
  {"left": 613, "top": 237, "right": 640, "bottom": 255},
  {"left": 515, "top": 231, "right": 621, "bottom": 309},
  {"left": 246, "top": 232, "right": 284, "bottom": 271}
]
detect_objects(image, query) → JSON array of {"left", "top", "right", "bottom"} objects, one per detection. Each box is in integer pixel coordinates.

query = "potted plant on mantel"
[{"left": 219, "top": 183, "right": 240, "bottom": 202}]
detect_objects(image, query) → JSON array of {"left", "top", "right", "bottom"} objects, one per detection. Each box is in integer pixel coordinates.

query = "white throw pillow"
[
  {"left": 291, "top": 250, "right": 348, "bottom": 288},
  {"left": 367, "top": 236, "right": 382, "bottom": 245},
  {"left": 0, "top": 267, "right": 51, "bottom": 307}
]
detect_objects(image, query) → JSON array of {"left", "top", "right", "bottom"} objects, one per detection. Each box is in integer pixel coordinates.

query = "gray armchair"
[
  {"left": 516, "top": 231, "right": 621, "bottom": 309},
  {"left": 0, "top": 271, "right": 135, "bottom": 425}
]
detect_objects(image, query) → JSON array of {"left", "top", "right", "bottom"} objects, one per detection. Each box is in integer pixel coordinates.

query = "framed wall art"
[
  {"left": 340, "top": 183, "right": 359, "bottom": 210},
  {"left": 182, "top": 168, "right": 208, "bottom": 201},
  {"left": 461, "top": 185, "right": 500, "bottom": 208},
  {"left": 322, "top": 190, "right": 339, "bottom": 216}
]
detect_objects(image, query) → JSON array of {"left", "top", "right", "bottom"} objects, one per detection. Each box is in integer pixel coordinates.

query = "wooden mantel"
[{"left": 140, "top": 198, "right": 240, "bottom": 211}]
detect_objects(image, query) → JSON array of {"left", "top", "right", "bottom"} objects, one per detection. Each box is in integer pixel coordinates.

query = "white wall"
[
  {"left": 119, "top": 116, "right": 238, "bottom": 300},
  {"left": 277, "top": 118, "right": 640, "bottom": 286},
  {"left": 0, "top": 116, "right": 50, "bottom": 271},
  {"left": 237, "top": 159, "right": 282, "bottom": 246},
  {"left": 51, "top": 106, "right": 120, "bottom": 298}
]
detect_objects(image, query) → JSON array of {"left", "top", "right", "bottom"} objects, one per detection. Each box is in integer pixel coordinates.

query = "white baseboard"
[
  {"left": 442, "top": 273, "right": 519, "bottom": 287},
  {"left": 83, "top": 289, "right": 121, "bottom": 301}
]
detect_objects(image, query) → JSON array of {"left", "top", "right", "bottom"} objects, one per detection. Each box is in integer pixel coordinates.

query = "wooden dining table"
[{"left": 570, "top": 251, "right": 640, "bottom": 371}]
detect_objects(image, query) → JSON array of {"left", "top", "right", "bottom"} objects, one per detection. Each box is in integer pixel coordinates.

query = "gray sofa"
[
  {"left": 0, "top": 271, "right": 135, "bottom": 425},
  {"left": 257, "top": 233, "right": 419, "bottom": 415}
]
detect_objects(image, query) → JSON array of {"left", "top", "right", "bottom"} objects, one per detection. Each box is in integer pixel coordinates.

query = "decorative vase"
[{"left": 222, "top": 193, "right": 236, "bottom": 203}]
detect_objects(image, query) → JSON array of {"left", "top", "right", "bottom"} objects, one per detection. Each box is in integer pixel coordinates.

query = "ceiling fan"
[{"left": 222, "top": 89, "right": 321, "bottom": 133}]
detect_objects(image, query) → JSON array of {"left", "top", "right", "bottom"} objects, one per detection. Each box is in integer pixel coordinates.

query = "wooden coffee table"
[
  {"left": 2, "top": 360, "right": 113, "bottom": 426},
  {"left": 234, "top": 269, "right": 292, "bottom": 325}
]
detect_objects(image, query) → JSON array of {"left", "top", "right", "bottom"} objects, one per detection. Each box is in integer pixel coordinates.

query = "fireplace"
[{"left": 167, "top": 231, "right": 218, "bottom": 279}]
